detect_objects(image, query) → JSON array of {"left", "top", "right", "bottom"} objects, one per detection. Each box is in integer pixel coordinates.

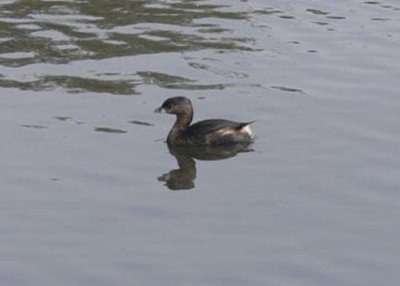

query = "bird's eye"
[{"left": 167, "top": 103, "right": 173, "bottom": 109}]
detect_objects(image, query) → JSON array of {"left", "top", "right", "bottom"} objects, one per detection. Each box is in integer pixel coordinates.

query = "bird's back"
[{"left": 181, "top": 119, "right": 254, "bottom": 145}]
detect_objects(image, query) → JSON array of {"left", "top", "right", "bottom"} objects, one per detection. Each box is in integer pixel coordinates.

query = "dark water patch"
[
  {"left": 128, "top": 120, "right": 155, "bottom": 127},
  {"left": 380, "top": 5, "right": 393, "bottom": 9},
  {"left": 326, "top": 16, "right": 346, "bottom": 20},
  {"left": 20, "top": 124, "right": 47, "bottom": 129},
  {"left": 54, "top": 116, "right": 71, "bottom": 121},
  {"left": 0, "top": 78, "right": 48, "bottom": 91},
  {"left": 94, "top": 127, "right": 127, "bottom": 134},
  {"left": 0, "top": 0, "right": 253, "bottom": 73},
  {"left": 271, "top": 85, "right": 305, "bottom": 94},
  {"left": 0, "top": 76, "right": 139, "bottom": 94},
  {"left": 96, "top": 72, "right": 123, "bottom": 76},
  {"left": 0, "top": 34, "right": 83, "bottom": 66},
  {"left": 198, "top": 27, "right": 232, "bottom": 34},
  {"left": 306, "top": 9, "right": 329, "bottom": 15},
  {"left": 364, "top": 1, "right": 380, "bottom": 5},
  {"left": 0, "top": 0, "right": 77, "bottom": 17},
  {"left": 279, "top": 15, "right": 295, "bottom": 20},
  {"left": 384, "top": 5, "right": 400, "bottom": 11},
  {"left": 41, "top": 76, "right": 138, "bottom": 95},
  {"left": 77, "top": 0, "right": 246, "bottom": 28},
  {"left": 313, "top": 21, "right": 329, "bottom": 26},
  {"left": 370, "top": 17, "right": 389, "bottom": 21},
  {"left": 129, "top": 120, "right": 154, "bottom": 127}
]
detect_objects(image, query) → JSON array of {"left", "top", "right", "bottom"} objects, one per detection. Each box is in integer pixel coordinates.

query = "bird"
[{"left": 155, "top": 96, "right": 254, "bottom": 146}]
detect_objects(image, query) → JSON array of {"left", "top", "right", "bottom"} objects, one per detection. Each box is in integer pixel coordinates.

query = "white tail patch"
[{"left": 241, "top": 125, "right": 253, "bottom": 138}]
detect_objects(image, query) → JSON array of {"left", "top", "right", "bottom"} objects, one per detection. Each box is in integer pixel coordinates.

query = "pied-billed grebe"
[{"left": 155, "top": 96, "right": 254, "bottom": 146}]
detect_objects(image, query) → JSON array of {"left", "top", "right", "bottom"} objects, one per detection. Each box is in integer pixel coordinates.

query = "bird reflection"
[{"left": 158, "top": 143, "right": 253, "bottom": 190}]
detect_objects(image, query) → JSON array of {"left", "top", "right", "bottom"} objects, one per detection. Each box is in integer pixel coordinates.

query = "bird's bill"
[{"left": 154, "top": 106, "right": 164, "bottom": 113}]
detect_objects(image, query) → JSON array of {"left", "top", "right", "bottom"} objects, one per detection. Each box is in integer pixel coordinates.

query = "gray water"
[{"left": 1, "top": 0, "right": 400, "bottom": 285}]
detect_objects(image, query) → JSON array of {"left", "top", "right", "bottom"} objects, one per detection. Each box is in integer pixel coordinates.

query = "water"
[{"left": 1, "top": 0, "right": 400, "bottom": 285}]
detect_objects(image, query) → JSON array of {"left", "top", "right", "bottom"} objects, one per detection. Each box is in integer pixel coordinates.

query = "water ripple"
[{"left": 0, "top": 0, "right": 257, "bottom": 93}]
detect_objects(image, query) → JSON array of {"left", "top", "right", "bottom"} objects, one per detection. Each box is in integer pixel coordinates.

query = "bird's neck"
[
  {"left": 167, "top": 112, "right": 193, "bottom": 144},
  {"left": 174, "top": 112, "right": 193, "bottom": 129}
]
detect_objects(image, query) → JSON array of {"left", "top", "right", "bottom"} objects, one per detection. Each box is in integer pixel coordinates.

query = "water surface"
[{"left": 1, "top": 1, "right": 400, "bottom": 285}]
